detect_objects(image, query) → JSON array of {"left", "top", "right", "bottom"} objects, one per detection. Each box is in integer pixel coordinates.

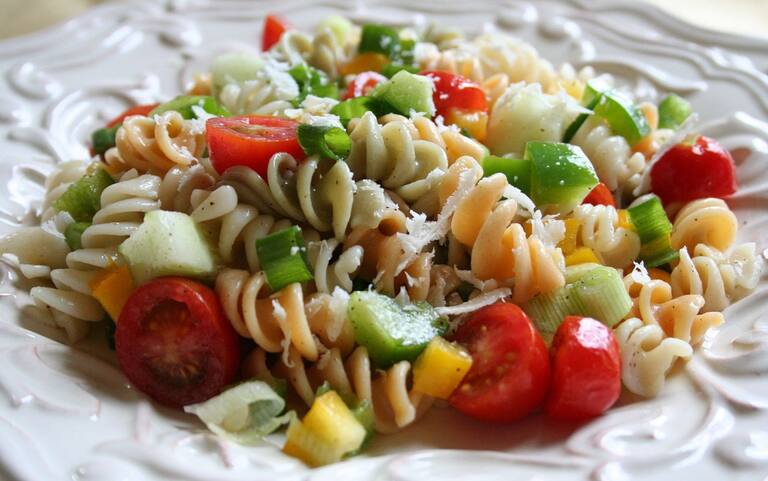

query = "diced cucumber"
[
  {"left": 64, "top": 222, "right": 91, "bottom": 251},
  {"left": 149, "top": 95, "right": 230, "bottom": 119},
  {"left": 657, "top": 93, "right": 692, "bottom": 130},
  {"left": 482, "top": 155, "right": 531, "bottom": 194},
  {"left": 526, "top": 141, "right": 598, "bottom": 213},
  {"left": 118, "top": 210, "right": 217, "bottom": 284},
  {"left": 211, "top": 52, "right": 264, "bottom": 97},
  {"left": 347, "top": 291, "right": 447, "bottom": 368},
  {"left": 370, "top": 70, "right": 435, "bottom": 117},
  {"left": 53, "top": 167, "right": 115, "bottom": 222}
]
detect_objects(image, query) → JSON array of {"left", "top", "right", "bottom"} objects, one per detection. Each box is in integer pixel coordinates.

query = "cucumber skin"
[
  {"left": 347, "top": 291, "right": 447, "bottom": 368},
  {"left": 371, "top": 71, "right": 435, "bottom": 117}
]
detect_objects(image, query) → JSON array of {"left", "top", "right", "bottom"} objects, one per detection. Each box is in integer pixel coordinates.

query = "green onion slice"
[
  {"left": 331, "top": 97, "right": 372, "bottom": 127},
  {"left": 627, "top": 195, "right": 673, "bottom": 244},
  {"left": 255, "top": 226, "right": 314, "bottom": 291},
  {"left": 297, "top": 124, "right": 352, "bottom": 161}
]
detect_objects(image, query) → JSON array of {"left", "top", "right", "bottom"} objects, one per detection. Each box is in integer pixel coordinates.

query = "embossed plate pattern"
[{"left": 0, "top": 1, "right": 767, "bottom": 480}]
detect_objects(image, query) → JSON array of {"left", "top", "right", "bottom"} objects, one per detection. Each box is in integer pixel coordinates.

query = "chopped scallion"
[
  {"left": 627, "top": 195, "right": 672, "bottom": 244},
  {"left": 330, "top": 97, "right": 372, "bottom": 127},
  {"left": 255, "top": 226, "right": 314, "bottom": 291},
  {"left": 289, "top": 63, "right": 339, "bottom": 105}
]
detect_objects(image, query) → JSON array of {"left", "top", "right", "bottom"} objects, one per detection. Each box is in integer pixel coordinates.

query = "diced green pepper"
[
  {"left": 584, "top": 81, "right": 650, "bottom": 146},
  {"left": 91, "top": 126, "right": 119, "bottom": 156},
  {"left": 525, "top": 141, "right": 599, "bottom": 212},
  {"left": 482, "top": 155, "right": 531, "bottom": 194},
  {"left": 149, "top": 95, "right": 230, "bottom": 119},
  {"left": 359, "top": 24, "right": 401, "bottom": 57},
  {"left": 347, "top": 291, "right": 448, "bottom": 368},
  {"left": 331, "top": 97, "right": 372, "bottom": 127},
  {"left": 562, "top": 93, "right": 603, "bottom": 143},
  {"left": 297, "top": 124, "right": 351, "bottom": 161},
  {"left": 657, "top": 93, "right": 692, "bottom": 130},
  {"left": 64, "top": 222, "right": 91, "bottom": 250},
  {"left": 289, "top": 63, "right": 339, "bottom": 105},
  {"left": 53, "top": 167, "right": 115, "bottom": 222}
]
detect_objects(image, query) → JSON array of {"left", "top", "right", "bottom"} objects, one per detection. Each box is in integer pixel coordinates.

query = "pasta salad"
[{"left": 0, "top": 14, "right": 763, "bottom": 467}]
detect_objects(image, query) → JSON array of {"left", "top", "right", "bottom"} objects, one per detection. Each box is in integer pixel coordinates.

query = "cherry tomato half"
[
  {"left": 206, "top": 116, "right": 305, "bottom": 177},
  {"left": 545, "top": 316, "right": 621, "bottom": 421},
  {"left": 650, "top": 136, "right": 737, "bottom": 205},
  {"left": 582, "top": 182, "right": 616, "bottom": 207},
  {"left": 421, "top": 71, "right": 488, "bottom": 118},
  {"left": 262, "top": 14, "right": 289, "bottom": 51},
  {"left": 116, "top": 277, "right": 240, "bottom": 408},
  {"left": 343, "top": 71, "right": 388, "bottom": 100},
  {"left": 449, "top": 303, "right": 551, "bottom": 423},
  {"left": 106, "top": 103, "right": 159, "bottom": 128}
]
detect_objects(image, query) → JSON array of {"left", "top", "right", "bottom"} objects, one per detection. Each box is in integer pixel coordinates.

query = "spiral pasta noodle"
[
  {"left": 245, "top": 345, "right": 432, "bottom": 434},
  {"left": 268, "top": 29, "right": 314, "bottom": 66},
  {"left": 218, "top": 76, "right": 296, "bottom": 116},
  {"left": 448, "top": 171, "right": 565, "bottom": 303},
  {"left": 570, "top": 116, "right": 646, "bottom": 193},
  {"left": 613, "top": 317, "right": 693, "bottom": 397},
  {"left": 571, "top": 203, "right": 641, "bottom": 268},
  {"left": 104, "top": 111, "right": 207, "bottom": 175},
  {"left": 670, "top": 242, "right": 763, "bottom": 312},
  {"left": 306, "top": 238, "right": 363, "bottom": 294},
  {"left": 309, "top": 25, "right": 359, "bottom": 79},
  {"left": 40, "top": 160, "right": 89, "bottom": 222},
  {"left": 158, "top": 164, "right": 216, "bottom": 213},
  {"left": 624, "top": 275, "right": 723, "bottom": 346},
  {"left": 670, "top": 198, "right": 737, "bottom": 253},
  {"left": 219, "top": 154, "right": 354, "bottom": 240}
]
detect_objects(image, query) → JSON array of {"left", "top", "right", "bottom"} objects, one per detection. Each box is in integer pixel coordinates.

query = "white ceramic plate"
[{"left": 1, "top": 1, "right": 767, "bottom": 480}]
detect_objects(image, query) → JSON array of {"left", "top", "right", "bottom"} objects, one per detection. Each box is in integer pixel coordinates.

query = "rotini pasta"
[
  {"left": 104, "top": 111, "right": 207, "bottom": 175},
  {"left": 572, "top": 203, "right": 641, "bottom": 268},
  {"left": 670, "top": 197, "right": 737, "bottom": 253}
]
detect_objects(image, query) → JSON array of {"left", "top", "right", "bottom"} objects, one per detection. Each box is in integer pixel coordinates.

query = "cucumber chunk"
[
  {"left": 370, "top": 70, "right": 435, "bottom": 117},
  {"left": 347, "top": 291, "right": 447, "bottom": 368},
  {"left": 118, "top": 210, "right": 217, "bottom": 284},
  {"left": 211, "top": 52, "right": 264, "bottom": 97},
  {"left": 526, "top": 141, "right": 598, "bottom": 213},
  {"left": 53, "top": 167, "right": 115, "bottom": 222}
]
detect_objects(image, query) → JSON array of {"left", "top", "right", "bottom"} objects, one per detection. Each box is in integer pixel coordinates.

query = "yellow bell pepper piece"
[
  {"left": 89, "top": 264, "right": 135, "bottom": 321},
  {"left": 445, "top": 108, "right": 488, "bottom": 142},
  {"left": 413, "top": 337, "right": 473, "bottom": 399},
  {"left": 565, "top": 246, "right": 600, "bottom": 267},
  {"left": 560, "top": 218, "right": 581, "bottom": 255},
  {"left": 283, "top": 391, "right": 366, "bottom": 467},
  {"left": 340, "top": 53, "right": 389, "bottom": 76},
  {"left": 617, "top": 209, "right": 634, "bottom": 231}
]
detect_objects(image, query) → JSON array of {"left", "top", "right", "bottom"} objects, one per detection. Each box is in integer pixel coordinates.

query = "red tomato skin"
[
  {"left": 449, "top": 303, "right": 551, "bottom": 423},
  {"left": 343, "top": 71, "right": 388, "bottom": 100},
  {"left": 206, "top": 116, "right": 305, "bottom": 177},
  {"left": 650, "top": 136, "right": 737, "bottom": 205},
  {"left": 545, "top": 316, "right": 621, "bottom": 421},
  {"left": 421, "top": 71, "right": 488, "bottom": 117},
  {"left": 106, "top": 103, "right": 159, "bottom": 128},
  {"left": 262, "top": 14, "right": 289, "bottom": 51},
  {"left": 582, "top": 182, "right": 616, "bottom": 207},
  {"left": 116, "top": 277, "right": 240, "bottom": 408}
]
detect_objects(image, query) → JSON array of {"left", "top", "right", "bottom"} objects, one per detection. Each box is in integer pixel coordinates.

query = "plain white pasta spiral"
[
  {"left": 670, "top": 198, "right": 737, "bottom": 253},
  {"left": 245, "top": 345, "right": 432, "bottom": 434},
  {"left": 219, "top": 154, "right": 354, "bottom": 240},
  {"left": 40, "top": 160, "right": 89, "bottom": 222},
  {"left": 104, "top": 111, "right": 206, "bottom": 175},
  {"left": 0, "top": 214, "right": 71, "bottom": 281},
  {"left": 570, "top": 116, "right": 646, "bottom": 193},
  {"left": 309, "top": 27, "right": 353, "bottom": 79},
  {"left": 572, "top": 203, "right": 641, "bottom": 268},
  {"left": 671, "top": 243, "right": 763, "bottom": 312},
  {"left": 613, "top": 317, "right": 693, "bottom": 397},
  {"left": 79, "top": 170, "right": 162, "bottom": 249},
  {"left": 158, "top": 164, "right": 216, "bottom": 213},
  {"left": 306, "top": 238, "right": 363, "bottom": 294},
  {"left": 268, "top": 29, "right": 313, "bottom": 65},
  {"left": 218, "top": 77, "right": 296, "bottom": 116}
]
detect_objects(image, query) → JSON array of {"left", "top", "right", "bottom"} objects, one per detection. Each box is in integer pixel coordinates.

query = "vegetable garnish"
[
  {"left": 149, "top": 95, "right": 230, "bottom": 119},
  {"left": 63, "top": 221, "right": 91, "bottom": 251},
  {"left": 583, "top": 81, "right": 650, "bottom": 146},
  {"left": 116, "top": 277, "right": 240, "bottom": 408},
  {"left": 289, "top": 63, "right": 339, "bottom": 105},
  {"left": 331, "top": 97, "right": 373, "bottom": 127},
  {"left": 262, "top": 14, "right": 289, "bottom": 51},
  {"left": 53, "top": 166, "right": 114, "bottom": 222},
  {"left": 545, "top": 316, "right": 621, "bottom": 420},
  {"left": 255, "top": 225, "right": 314, "bottom": 291},
  {"left": 650, "top": 136, "right": 737, "bottom": 204},
  {"left": 206, "top": 116, "right": 305, "bottom": 177},
  {"left": 657, "top": 93, "right": 692, "bottom": 130},
  {"left": 581, "top": 182, "right": 616, "bottom": 207},
  {"left": 449, "top": 303, "right": 551, "bottom": 423},
  {"left": 342, "top": 71, "right": 388, "bottom": 100},
  {"left": 297, "top": 124, "right": 352, "bottom": 160},
  {"left": 482, "top": 155, "right": 531, "bottom": 194},
  {"left": 627, "top": 195, "right": 678, "bottom": 267},
  {"left": 185, "top": 380, "right": 293, "bottom": 444},
  {"left": 525, "top": 141, "right": 599, "bottom": 212}
]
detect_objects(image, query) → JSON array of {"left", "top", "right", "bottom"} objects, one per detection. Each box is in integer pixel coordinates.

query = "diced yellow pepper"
[
  {"left": 339, "top": 53, "right": 389, "bottom": 76},
  {"left": 560, "top": 218, "right": 581, "bottom": 255},
  {"left": 283, "top": 391, "right": 366, "bottom": 467},
  {"left": 648, "top": 268, "right": 672, "bottom": 285},
  {"left": 413, "top": 337, "right": 473, "bottom": 399},
  {"left": 617, "top": 209, "right": 634, "bottom": 231},
  {"left": 445, "top": 108, "right": 488, "bottom": 142},
  {"left": 565, "top": 246, "right": 600, "bottom": 267},
  {"left": 89, "top": 264, "right": 135, "bottom": 322}
]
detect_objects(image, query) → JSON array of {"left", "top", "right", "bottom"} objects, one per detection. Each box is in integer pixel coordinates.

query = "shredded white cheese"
[{"left": 435, "top": 288, "right": 511, "bottom": 316}]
